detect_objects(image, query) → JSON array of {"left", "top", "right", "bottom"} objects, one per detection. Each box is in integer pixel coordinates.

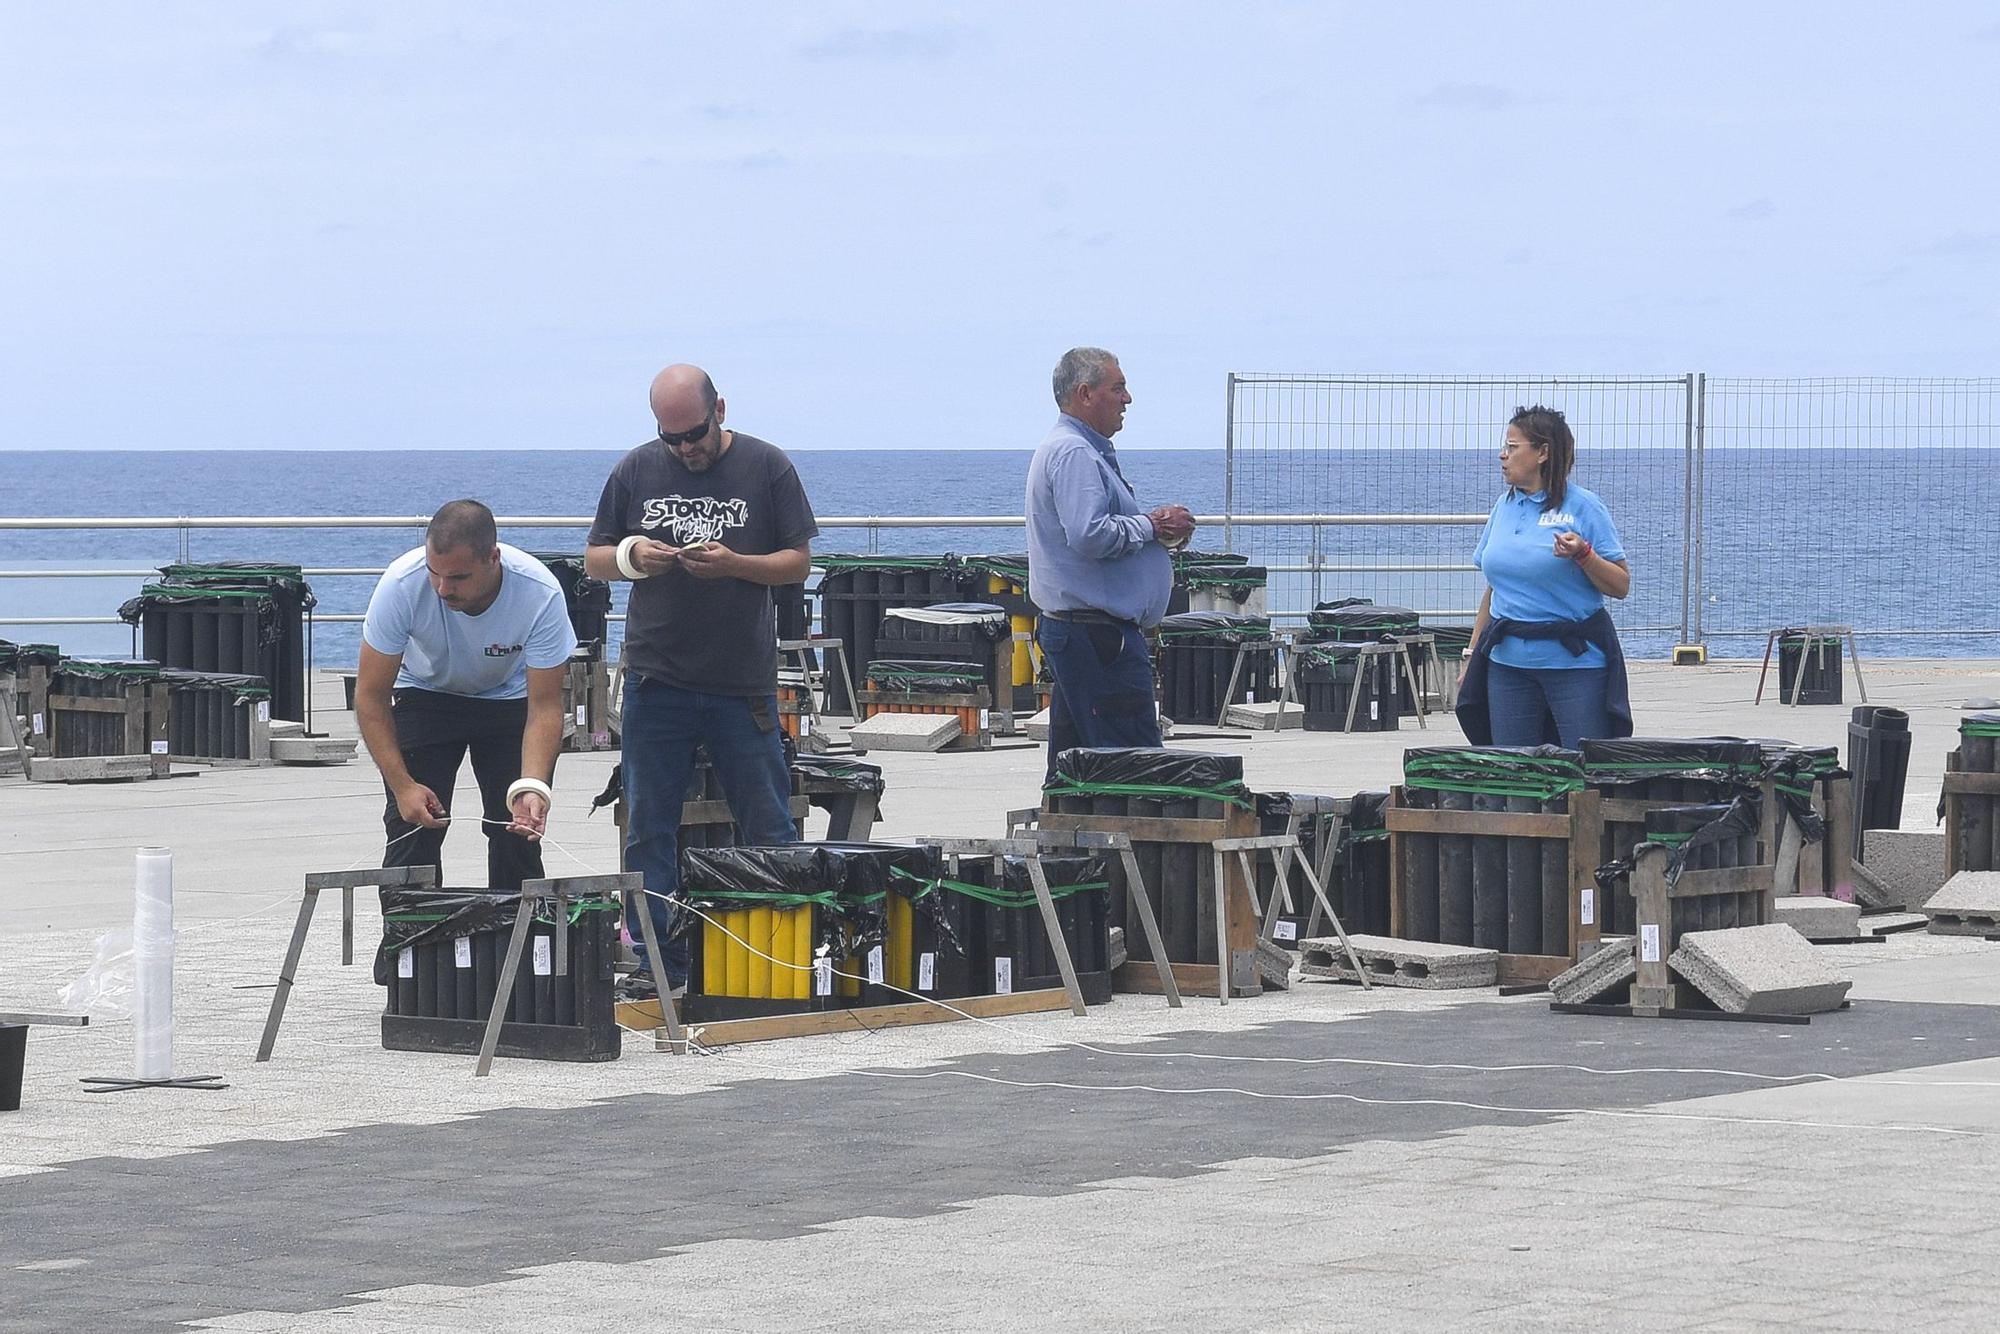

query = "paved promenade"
[{"left": 4, "top": 659, "right": 1998, "bottom": 1332}]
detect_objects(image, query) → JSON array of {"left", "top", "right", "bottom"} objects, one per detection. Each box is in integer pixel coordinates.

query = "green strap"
[
  {"left": 686, "top": 888, "right": 843, "bottom": 909},
  {"left": 890, "top": 865, "right": 1110, "bottom": 908},
  {"left": 1404, "top": 751, "right": 1584, "bottom": 800},
  {"left": 1041, "top": 779, "right": 1255, "bottom": 810},
  {"left": 1962, "top": 722, "right": 2000, "bottom": 738}
]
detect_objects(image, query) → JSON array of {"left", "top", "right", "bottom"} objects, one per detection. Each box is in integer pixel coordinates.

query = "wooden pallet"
[{"left": 619, "top": 986, "right": 1073, "bottom": 1048}]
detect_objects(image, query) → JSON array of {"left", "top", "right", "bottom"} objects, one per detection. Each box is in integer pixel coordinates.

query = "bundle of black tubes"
[
  {"left": 871, "top": 602, "right": 1012, "bottom": 710},
  {"left": 43, "top": 658, "right": 165, "bottom": 758},
  {"left": 162, "top": 669, "right": 269, "bottom": 761},
  {"left": 1336, "top": 791, "right": 1394, "bottom": 936},
  {"left": 897, "top": 852, "right": 1113, "bottom": 1003},
  {"left": 1292, "top": 642, "right": 1400, "bottom": 732},
  {"left": 118, "top": 562, "right": 313, "bottom": 723},
  {"left": 1948, "top": 712, "right": 2000, "bottom": 873},
  {"left": 1399, "top": 747, "right": 1583, "bottom": 956},
  {"left": 376, "top": 886, "right": 621, "bottom": 1061},
  {"left": 1166, "top": 551, "right": 1261, "bottom": 616},
  {"left": 1042, "top": 747, "right": 1252, "bottom": 966},
  {"left": 1255, "top": 792, "right": 1340, "bottom": 943},
  {"left": 1152, "top": 612, "right": 1275, "bottom": 723},
  {"left": 1302, "top": 600, "right": 1423, "bottom": 711},
  {"left": 813, "top": 554, "right": 964, "bottom": 712},
  {"left": 1580, "top": 738, "right": 1767, "bottom": 936},
  {"left": 1777, "top": 629, "right": 1843, "bottom": 705},
  {"left": 1637, "top": 800, "right": 1764, "bottom": 933},
  {"left": 1847, "top": 705, "right": 1912, "bottom": 861}
]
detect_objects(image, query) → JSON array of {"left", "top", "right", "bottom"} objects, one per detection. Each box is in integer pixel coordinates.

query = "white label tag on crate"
[
  {"left": 150, "top": 740, "right": 169, "bottom": 755},
  {"left": 397, "top": 947, "right": 415, "bottom": 979},
  {"left": 1274, "top": 919, "right": 1298, "bottom": 942},
  {"left": 574, "top": 704, "right": 588, "bottom": 727},
  {"left": 454, "top": 936, "right": 472, "bottom": 969},
  {"left": 1369, "top": 700, "right": 1379, "bottom": 721},
  {"left": 918, "top": 952, "right": 936, "bottom": 991},
  {"left": 814, "top": 959, "right": 833, "bottom": 996},
  {"left": 994, "top": 957, "right": 1013, "bottom": 994},
  {"left": 800, "top": 715, "right": 813, "bottom": 736},
  {"left": 32, "top": 712, "right": 45, "bottom": 735},
  {"left": 532, "top": 936, "right": 552, "bottom": 976},
  {"left": 1640, "top": 924, "right": 1661, "bottom": 963},
  {"left": 1579, "top": 888, "right": 1597, "bottom": 925},
  {"left": 256, "top": 700, "right": 271, "bottom": 723},
  {"left": 867, "top": 946, "right": 884, "bottom": 985}
]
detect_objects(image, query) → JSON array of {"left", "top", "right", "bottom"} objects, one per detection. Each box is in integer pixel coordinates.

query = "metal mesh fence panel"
[
  {"left": 1224, "top": 374, "right": 1695, "bottom": 655},
  {"left": 1698, "top": 377, "right": 2000, "bottom": 656}
]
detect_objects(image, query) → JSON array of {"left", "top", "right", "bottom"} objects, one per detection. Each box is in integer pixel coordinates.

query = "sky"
[{"left": 2, "top": 3, "right": 1995, "bottom": 453}]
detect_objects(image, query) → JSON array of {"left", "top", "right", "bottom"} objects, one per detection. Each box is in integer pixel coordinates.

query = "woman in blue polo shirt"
[{"left": 1463, "top": 405, "right": 1632, "bottom": 748}]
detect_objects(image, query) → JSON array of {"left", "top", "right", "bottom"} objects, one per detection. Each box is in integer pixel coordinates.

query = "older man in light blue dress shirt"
[{"left": 1025, "top": 347, "right": 1196, "bottom": 778}]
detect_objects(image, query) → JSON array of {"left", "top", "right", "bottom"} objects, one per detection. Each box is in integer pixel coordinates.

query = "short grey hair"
[{"left": 1052, "top": 347, "right": 1118, "bottom": 408}]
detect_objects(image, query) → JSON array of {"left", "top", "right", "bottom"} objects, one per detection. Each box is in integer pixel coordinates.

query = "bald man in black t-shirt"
[{"left": 586, "top": 364, "right": 819, "bottom": 994}]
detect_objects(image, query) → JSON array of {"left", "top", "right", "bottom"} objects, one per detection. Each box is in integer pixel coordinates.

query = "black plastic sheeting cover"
[
  {"left": 374, "top": 888, "right": 526, "bottom": 986},
  {"left": 864, "top": 658, "right": 986, "bottom": 687},
  {"left": 1307, "top": 602, "right": 1417, "bottom": 635},
  {"left": 680, "top": 844, "right": 840, "bottom": 900},
  {"left": 1156, "top": 611, "right": 1271, "bottom": 642},
  {"left": 891, "top": 603, "right": 1011, "bottom": 638},
  {"left": 1347, "top": 789, "right": 1390, "bottom": 832},
  {"left": 791, "top": 754, "right": 887, "bottom": 796},
  {"left": 53, "top": 657, "right": 161, "bottom": 680},
  {"left": 1580, "top": 736, "right": 1766, "bottom": 782},
  {"left": 0, "top": 640, "right": 62, "bottom": 671},
  {"left": 1049, "top": 746, "right": 1245, "bottom": 792},
  {"left": 162, "top": 669, "right": 270, "bottom": 700},
  {"left": 1403, "top": 743, "right": 1582, "bottom": 776}
]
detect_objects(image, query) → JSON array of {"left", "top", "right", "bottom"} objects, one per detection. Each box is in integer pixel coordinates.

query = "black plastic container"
[
  {"left": 376, "top": 888, "right": 620, "bottom": 1062},
  {"left": 873, "top": 603, "right": 1011, "bottom": 709},
  {"left": 1777, "top": 631, "right": 1843, "bottom": 705},
  {"left": 0, "top": 1023, "right": 24, "bottom": 1113}
]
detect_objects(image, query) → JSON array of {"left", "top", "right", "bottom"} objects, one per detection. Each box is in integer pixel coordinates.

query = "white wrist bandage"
[
  {"left": 506, "top": 777, "right": 553, "bottom": 808},
  {"left": 615, "top": 535, "right": 650, "bottom": 580}
]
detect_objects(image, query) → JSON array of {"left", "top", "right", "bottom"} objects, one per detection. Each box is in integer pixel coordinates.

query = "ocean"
[{"left": 2, "top": 447, "right": 1994, "bottom": 663}]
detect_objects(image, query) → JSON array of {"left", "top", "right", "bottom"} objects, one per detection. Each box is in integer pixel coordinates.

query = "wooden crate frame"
[
  {"left": 1629, "top": 815, "right": 1785, "bottom": 1013},
  {"left": 1028, "top": 801, "right": 1265, "bottom": 1000},
  {"left": 560, "top": 657, "right": 617, "bottom": 753},
  {"left": 852, "top": 685, "right": 995, "bottom": 750},
  {"left": 1386, "top": 788, "right": 1605, "bottom": 987},
  {"left": 1941, "top": 756, "right": 2000, "bottom": 877},
  {"left": 1591, "top": 778, "right": 1781, "bottom": 933},
  {"left": 46, "top": 676, "right": 171, "bottom": 778}
]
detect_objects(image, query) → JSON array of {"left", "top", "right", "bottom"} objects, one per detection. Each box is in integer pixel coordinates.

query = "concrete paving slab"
[
  {"left": 1773, "top": 896, "right": 1864, "bottom": 941},
  {"left": 1551, "top": 936, "right": 1636, "bottom": 1004},
  {"left": 270, "top": 736, "right": 358, "bottom": 765},
  {"left": 846, "top": 712, "right": 960, "bottom": 753},
  {"left": 1862, "top": 829, "right": 1949, "bottom": 909},
  {"left": 1297, "top": 933, "right": 1498, "bottom": 989},
  {"left": 1225, "top": 700, "right": 1303, "bottom": 730},
  {"left": 1670, "top": 924, "right": 1854, "bottom": 1015},
  {"left": 1923, "top": 871, "right": 2000, "bottom": 936}
]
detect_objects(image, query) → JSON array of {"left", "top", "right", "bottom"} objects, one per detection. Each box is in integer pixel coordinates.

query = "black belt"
[{"left": 1044, "top": 609, "right": 1139, "bottom": 630}]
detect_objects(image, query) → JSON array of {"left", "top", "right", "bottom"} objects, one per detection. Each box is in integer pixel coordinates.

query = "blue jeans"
[
  {"left": 620, "top": 676, "right": 796, "bottom": 987},
  {"left": 1485, "top": 661, "right": 1611, "bottom": 750},
  {"left": 1037, "top": 617, "right": 1162, "bottom": 781}
]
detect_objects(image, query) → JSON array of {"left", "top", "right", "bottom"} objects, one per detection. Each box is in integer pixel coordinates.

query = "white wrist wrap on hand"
[
  {"left": 506, "top": 777, "right": 553, "bottom": 808},
  {"left": 615, "top": 535, "right": 650, "bottom": 580}
]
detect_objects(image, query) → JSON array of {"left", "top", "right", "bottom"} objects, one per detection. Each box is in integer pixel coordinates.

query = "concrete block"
[
  {"left": 26, "top": 754, "right": 164, "bottom": 783},
  {"left": 847, "top": 713, "right": 960, "bottom": 754},
  {"left": 1550, "top": 937, "right": 1635, "bottom": 1004},
  {"left": 1025, "top": 707, "right": 1053, "bottom": 742},
  {"left": 1669, "top": 924, "right": 1853, "bottom": 1015},
  {"left": 1771, "top": 896, "right": 1863, "bottom": 942},
  {"left": 1922, "top": 871, "right": 2000, "bottom": 937},
  {"left": 270, "top": 736, "right": 358, "bottom": 766},
  {"left": 1847, "top": 858, "right": 1896, "bottom": 910},
  {"left": 1255, "top": 938, "right": 1293, "bottom": 990},
  {"left": 1297, "top": 933, "right": 1497, "bottom": 990},
  {"left": 1107, "top": 926, "right": 1127, "bottom": 971},
  {"left": 1225, "top": 700, "right": 1303, "bottom": 731},
  {"left": 1861, "top": 829, "right": 1948, "bottom": 909}
]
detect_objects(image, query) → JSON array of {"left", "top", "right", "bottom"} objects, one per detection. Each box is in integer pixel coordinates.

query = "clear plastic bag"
[{"left": 57, "top": 928, "right": 136, "bottom": 1019}]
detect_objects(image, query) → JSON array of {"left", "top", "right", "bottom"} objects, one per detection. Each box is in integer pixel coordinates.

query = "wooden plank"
[
  {"left": 46, "top": 695, "right": 134, "bottom": 715},
  {"left": 1945, "top": 750, "right": 1961, "bottom": 877},
  {"left": 1112, "top": 960, "right": 1259, "bottom": 999},
  {"left": 1496, "top": 953, "right": 1572, "bottom": 987},
  {"left": 1630, "top": 855, "right": 1675, "bottom": 1009},
  {"left": 1037, "top": 811, "right": 1233, "bottom": 843},
  {"left": 1664, "top": 864, "right": 1773, "bottom": 899},
  {"left": 1941, "top": 772, "right": 2000, "bottom": 796},
  {"left": 1570, "top": 790, "right": 1603, "bottom": 956},
  {"left": 619, "top": 987, "right": 1073, "bottom": 1046},
  {"left": 853, "top": 688, "right": 993, "bottom": 709},
  {"left": 1385, "top": 808, "right": 1572, "bottom": 839},
  {"left": 1797, "top": 785, "right": 1828, "bottom": 896},
  {"left": 1388, "top": 791, "right": 1407, "bottom": 939}
]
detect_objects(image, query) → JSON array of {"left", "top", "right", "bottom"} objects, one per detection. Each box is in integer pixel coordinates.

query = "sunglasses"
[{"left": 657, "top": 413, "right": 714, "bottom": 449}]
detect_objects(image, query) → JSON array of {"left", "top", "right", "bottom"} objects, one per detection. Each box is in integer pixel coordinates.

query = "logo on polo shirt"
[
  {"left": 1536, "top": 510, "right": 1579, "bottom": 529},
  {"left": 483, "top": 642, "right": 524, "bottom": 658}
]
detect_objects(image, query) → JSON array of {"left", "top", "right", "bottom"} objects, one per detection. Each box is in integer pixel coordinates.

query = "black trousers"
[{"left": 381, "top": 688, "right": 546, "bottom": 892}]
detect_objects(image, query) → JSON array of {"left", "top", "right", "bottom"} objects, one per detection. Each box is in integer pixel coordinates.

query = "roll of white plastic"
[{"left": 132, "top": 846, "right": 175, "bottom": 1082}]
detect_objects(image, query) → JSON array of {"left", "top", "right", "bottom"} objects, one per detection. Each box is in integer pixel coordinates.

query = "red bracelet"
[{"left": 1570, "top": 540, "right": 1594, "bottom": 564}]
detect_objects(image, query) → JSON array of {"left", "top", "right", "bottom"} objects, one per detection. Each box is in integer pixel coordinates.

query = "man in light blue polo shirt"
[
  {"left": 1026, "top": 347, "right": 1195, "bottom": 777},
  {"left": 357, "top": 499, "right": 578, "bottom": 891}
]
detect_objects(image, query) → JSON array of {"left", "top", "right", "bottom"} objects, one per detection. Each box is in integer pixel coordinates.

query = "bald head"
[
  {"left": 649, "top": 364, "right": 719, "bottom": 421},
  {"left": 648, "top": 363, "right": 730, "bottom": 471}
]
